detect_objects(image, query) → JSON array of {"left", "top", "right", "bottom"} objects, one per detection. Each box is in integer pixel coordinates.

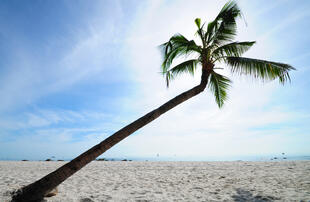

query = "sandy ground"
[{"left": 1, "top": 161, "right": 310, "bottom": 202}]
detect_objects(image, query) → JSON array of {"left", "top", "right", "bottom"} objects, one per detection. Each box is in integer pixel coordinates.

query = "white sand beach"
[{"left": 1, "top": 161, "right": 310, "bottom": 201}]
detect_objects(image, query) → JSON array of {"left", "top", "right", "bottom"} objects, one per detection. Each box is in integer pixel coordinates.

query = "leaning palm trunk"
[{"left": 11, "top": 71, "right": 209, "bottom": 202}]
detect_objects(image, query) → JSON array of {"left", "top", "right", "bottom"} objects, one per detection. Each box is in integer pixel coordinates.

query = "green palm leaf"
[
  {"left": 195, "top": 18, "right": 206, "bottom": 45},
  {"left": 210, "top": 17, "right": 237, "bottom": 47},
  {"left": 208, "top": 72, "right": 232, "bottom": 107},
  {"left": 195, "top": 18, "right": 201, "bottom": 28},
  {"left": 206, "top": 1, "right": 242, "bottom": 47},
  {"left": 225, "top": 57, "right": 295, "bottom": 83},
  {"left": 163, "top": 59, "right": 199, "bottom": 87},
  {"left": 160, "top": 34, "right": 201, "bottom": 73},
  {"left": 212, "top": 41, "right": 255, "bottom": 60}
]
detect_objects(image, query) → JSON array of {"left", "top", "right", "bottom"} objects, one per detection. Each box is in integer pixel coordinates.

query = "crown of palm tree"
[{"left": 160, "top": 1, "right": 295, "bottom": 108}]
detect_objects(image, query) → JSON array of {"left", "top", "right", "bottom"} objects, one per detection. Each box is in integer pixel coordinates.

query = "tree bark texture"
[{"left": 11, "top": 71, "right": 210, "bottom": 202}]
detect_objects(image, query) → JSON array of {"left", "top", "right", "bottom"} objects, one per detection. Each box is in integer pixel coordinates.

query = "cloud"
[
  {"left": 0, "top": 1, "right": 132, "bottom": 113},
  {"left": 0, "top": 129, "right": 108, "bottom": 160},
  {"left": 0, "top": 108, "right": 120, "bottom": 131},
  {"left": 0, "top": 108, "right": 121, "bottom": 160}
]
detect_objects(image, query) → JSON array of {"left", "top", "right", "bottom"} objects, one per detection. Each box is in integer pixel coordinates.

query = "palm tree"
[{"left": 11, "top": 1, "right": 294, "bottom": 201}]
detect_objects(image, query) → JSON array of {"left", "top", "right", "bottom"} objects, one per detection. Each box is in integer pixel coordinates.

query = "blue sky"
[{"left": 0, "top": 0, "right": 309, "bottom": 160}]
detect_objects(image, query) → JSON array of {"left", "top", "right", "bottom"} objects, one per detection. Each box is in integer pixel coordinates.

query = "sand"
[{"left": 1, "top": 161, "right": 310, "bottom": 201}]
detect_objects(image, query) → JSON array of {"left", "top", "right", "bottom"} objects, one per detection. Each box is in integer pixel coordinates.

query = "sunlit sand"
[{"left": 1, "top": 161, "right": 309, "bottom": 201}]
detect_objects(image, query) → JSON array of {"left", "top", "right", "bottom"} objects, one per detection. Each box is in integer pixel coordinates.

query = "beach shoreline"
[{"left": 1, "top": 161, "right": 310, "bottom": 201}]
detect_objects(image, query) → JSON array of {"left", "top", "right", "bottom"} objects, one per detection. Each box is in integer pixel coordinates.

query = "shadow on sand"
[{"left": 232, "top": 188, "right": 280, "bottom": 202}]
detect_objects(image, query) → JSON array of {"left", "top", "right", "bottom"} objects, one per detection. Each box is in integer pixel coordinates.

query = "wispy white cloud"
[
  {"left": 0, "top": 1, "right": 131, "bottom": 113},
  {"left": 0, "top": 109, "right": 117, "bottom": 130},
  {"left": 0, "top": 129, "right": 108, "bottom": 160},
  {"left": 257, "top": 9, "right": 310, "bottom": 42}
]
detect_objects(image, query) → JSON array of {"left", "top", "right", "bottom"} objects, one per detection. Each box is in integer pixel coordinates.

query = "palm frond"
[
  {"left": 195, "top": 18, "right": 201, "bottom": 29},
  {"left": 160, "top": 34, "right": 201, "bottom": 73},
  {"left": 206, "top": 1, "right": 242, "bottom": 47},
  {"left": 163, "top": 59, "right": 199, "bottom": 87},
  {"left": 217, "top": 0, "right": 242, "bottom": 20},
  {"left": 210, "top": 18, "right": 237, "bottom": 47},
  {"left": 195, "top": 18, "right": 206, "bottom": 46},
  {"left": 208, "top": 72, "right": 232, "bottom": 108},
  {"left": 165, "top": 71, "right": 174, "bottom": 88},
  {"left": 212, "top": 41, "right": 255, "bottom": 60},
  {"left": 225, "top": 57, "right": 296, "bottom": 84}
]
